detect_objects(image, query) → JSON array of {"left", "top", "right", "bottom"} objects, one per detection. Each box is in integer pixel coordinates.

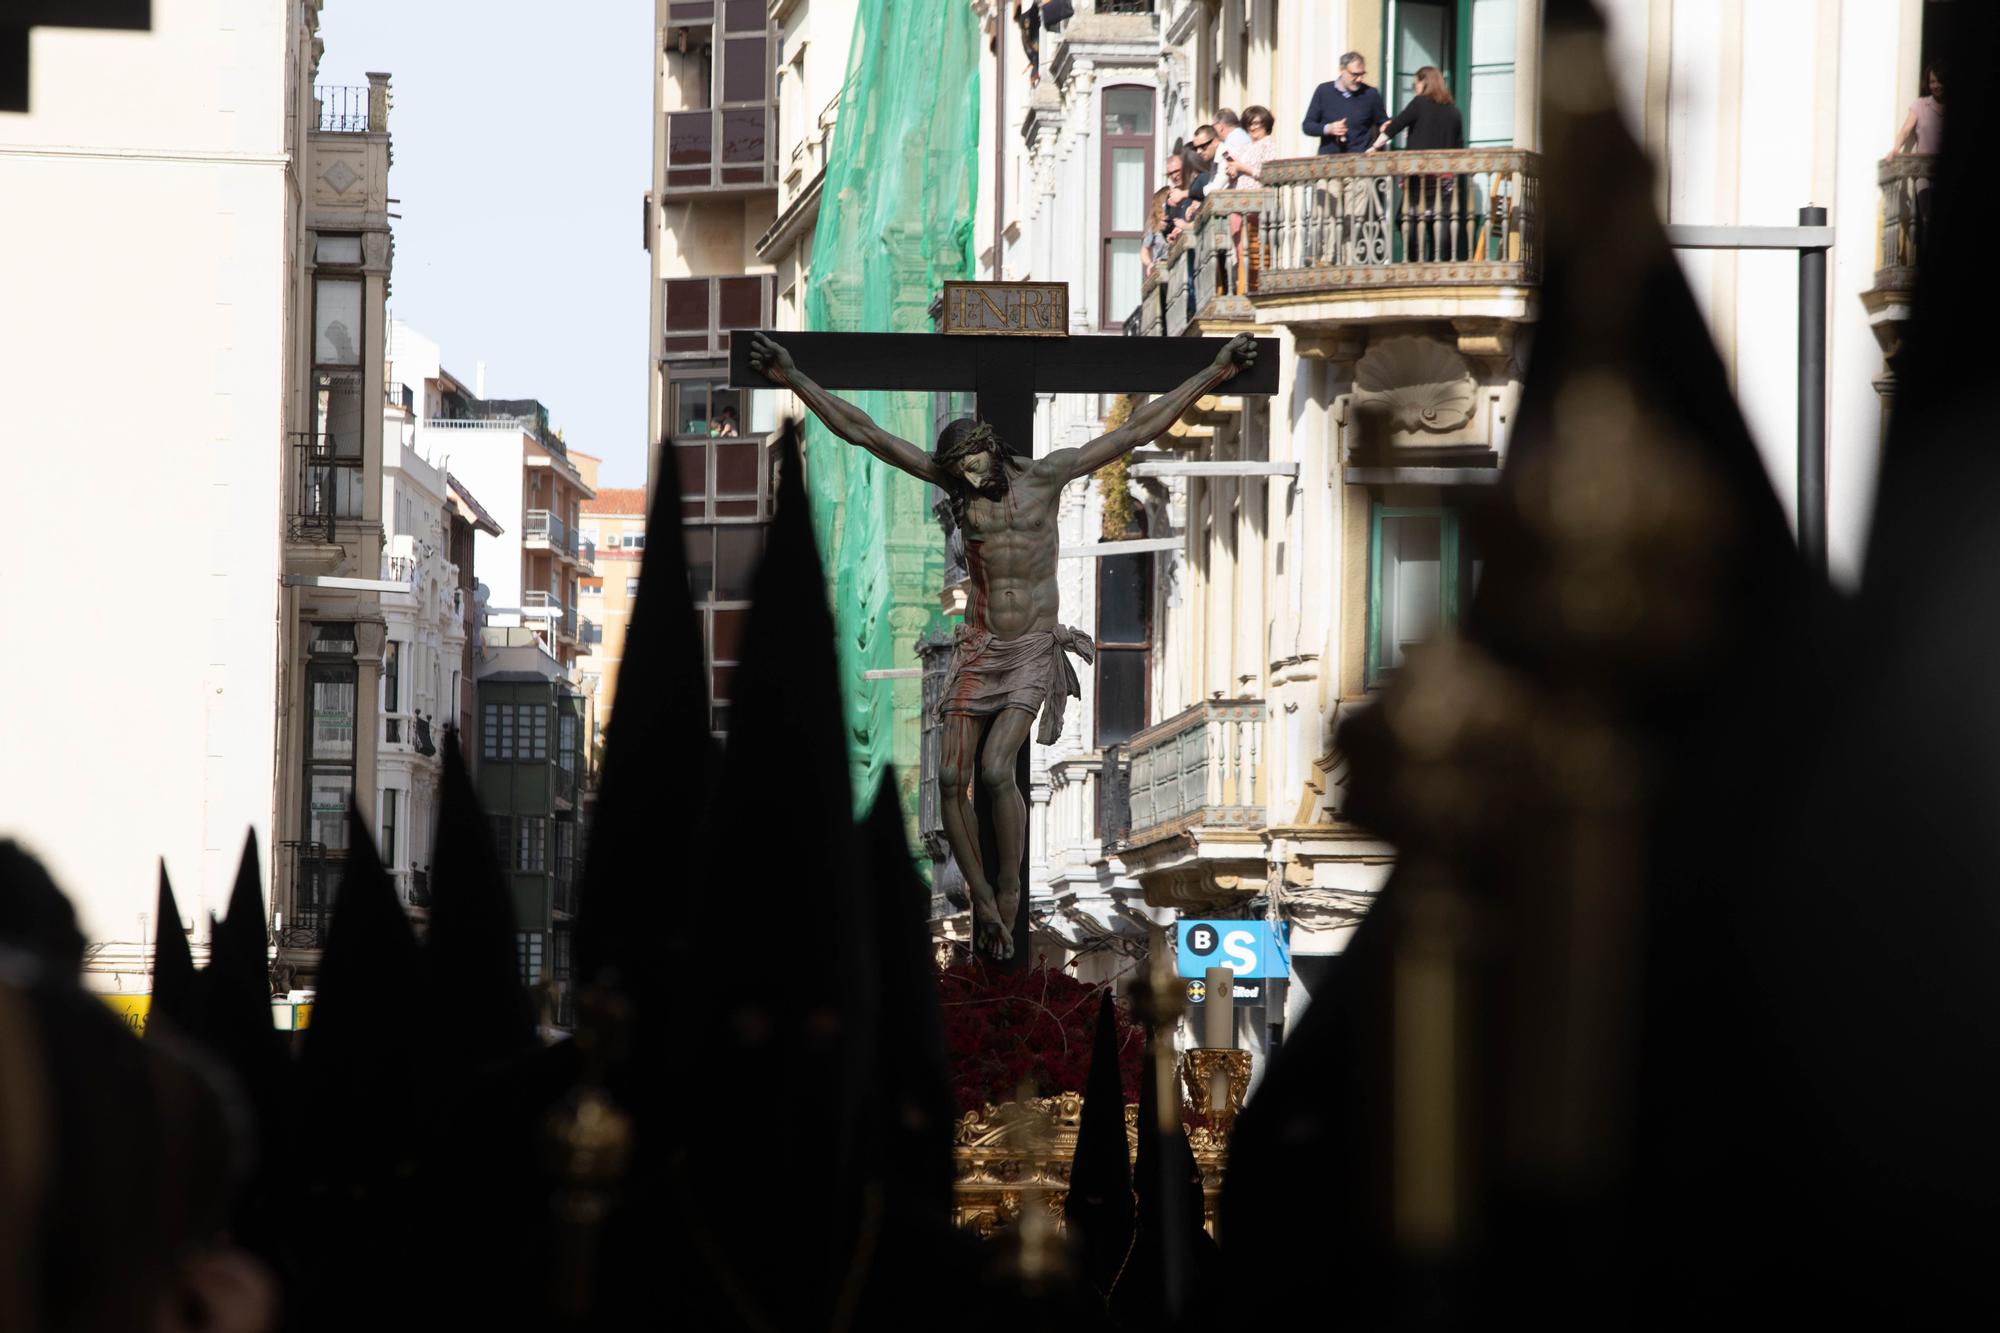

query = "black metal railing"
[
  {"left": 280, "top": 840, "right": 342, "bottom": 948},
  {"left": 314, "top": 84, "right": 371, "bottom": 133},
  {"left": 290, "top": 432, "right": 364, "bottom": 542},
  {"left": 552, "top": 858, "right": 578, "bottom": 917},
  {"left": 408, "top": 866, "right": 431, "bottom": 909},
  {"left": 1096, "top": 0, "right": 1157, "bottom": 13}
]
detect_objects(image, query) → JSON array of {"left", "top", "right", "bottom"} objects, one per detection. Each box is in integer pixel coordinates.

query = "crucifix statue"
[{"left": 733, "top": 287, "right": 1276, "bottom": 962}]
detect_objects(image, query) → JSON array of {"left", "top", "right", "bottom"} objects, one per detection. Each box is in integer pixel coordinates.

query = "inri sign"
[{"left": 939, "top": 281, "right": 1069, "bottom": 337}]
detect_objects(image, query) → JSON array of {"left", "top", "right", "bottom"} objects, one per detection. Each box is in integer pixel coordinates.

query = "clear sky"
[{"left": 315, "top": 2, "right": 654, "bottom": 486}]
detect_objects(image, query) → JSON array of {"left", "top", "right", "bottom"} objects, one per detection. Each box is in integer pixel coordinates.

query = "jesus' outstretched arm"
[
  {"left": 1047, "top": 333, "right": 1259, "bottom": 482},
  {"left": 747, "top": 332, "right": 947, "bottom": 486}
]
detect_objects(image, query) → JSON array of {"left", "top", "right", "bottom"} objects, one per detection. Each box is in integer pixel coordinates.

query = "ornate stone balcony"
[
  {"left": 1861, "top": 154, "right": 1936, "bottom": 401},
  {"left": 1114, "top": 699, "right": 1270, "bottom": 912},
  {"left": 1129, "top": 149, "right": 1543, "bottom": 336}
]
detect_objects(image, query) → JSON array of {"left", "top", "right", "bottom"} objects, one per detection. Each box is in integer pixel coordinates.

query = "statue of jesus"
[{"left": 749, "top": 331, "right": 1259, "bottom": 959}]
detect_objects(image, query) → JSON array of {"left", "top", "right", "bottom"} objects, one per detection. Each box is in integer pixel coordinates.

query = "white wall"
[{"left": 0, "top": 2, "right": 294, "bottom": 956}]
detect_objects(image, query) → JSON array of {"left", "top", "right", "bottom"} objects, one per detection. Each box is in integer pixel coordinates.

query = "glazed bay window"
[
  {"left": 517, "top": 816, "right": 546, "bottom": 873},
  {"left": 304, "top": 624, "right": 358, "bottom": 853},
  {"left": 661, "top": 275, "right": 774, "bottom": 358},
  {"left": 1100, "top": 86, "right": 1155, "bottom": 331},
  {"left": 1367, "top": 505, "right": 1481, "bottom": 685},
  {"left": 663, "top": 0, "right": 775, "bottom": 192}
]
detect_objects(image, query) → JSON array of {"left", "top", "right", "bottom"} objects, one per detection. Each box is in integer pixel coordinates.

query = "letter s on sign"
[{"left": 1223, "top": 929, "right": 1258, "bottom": 974}]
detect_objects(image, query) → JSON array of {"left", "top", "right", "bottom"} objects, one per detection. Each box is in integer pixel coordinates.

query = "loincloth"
[{"left": 931, "top": 624, "right": 1096, "bottom": 746}]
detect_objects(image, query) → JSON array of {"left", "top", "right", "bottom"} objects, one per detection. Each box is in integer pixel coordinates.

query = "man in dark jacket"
[{"left": 1302, "top": 51, "right": 1387, "bottom": 155}]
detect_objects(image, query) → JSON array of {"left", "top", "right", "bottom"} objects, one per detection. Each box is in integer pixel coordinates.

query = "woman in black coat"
[{"left": 1369, "top": 65, "right": 1466, "bottom": 259}]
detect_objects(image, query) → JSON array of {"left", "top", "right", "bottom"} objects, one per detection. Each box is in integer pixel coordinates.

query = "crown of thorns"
[{"left": 934, "top": 419, "right": 1002, "bottom": 470}]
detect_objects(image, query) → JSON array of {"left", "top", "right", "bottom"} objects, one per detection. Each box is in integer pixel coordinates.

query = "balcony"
[
  {"left": 1116, "top": 700, "right": 1270, "bottom": 912},
  {"left": 1129, "top": 150, "right": 1543, "bottom": 335},
  {"left": 313, "top": 79, "right": 387, "bottom": 134},
  {"left": 289, "top": 431, "right": 364, "bottom": 543},
  {"left": 524, "top": 509, "right": 577, "bottom": 560},
  {"left": 579, "top": 615, "right": 601, "bottom": 647},
  {"left": 1861, "top": 154, "right": 1934, "bottom": 390},
  {"left": 552, "top": 857, "right": 578, "bottom": 918},
  {"left": 576, "top": 536, "right": 597, "bottom": 572},
  {"left": 395, "top": 867, "right": 432, "bottom": 910},
  {"left": 279, "top": 841, "right": 342, "bottom": 950}
]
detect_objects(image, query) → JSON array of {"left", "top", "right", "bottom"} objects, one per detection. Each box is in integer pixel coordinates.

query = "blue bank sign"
[{"left": 1175, "top": 919, "right": 1290, "bottom": 980}]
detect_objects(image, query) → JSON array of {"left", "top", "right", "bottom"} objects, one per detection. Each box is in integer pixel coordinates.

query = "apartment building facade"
[{"left": 577, "top": 486, "right": 650, "bottom": 740}]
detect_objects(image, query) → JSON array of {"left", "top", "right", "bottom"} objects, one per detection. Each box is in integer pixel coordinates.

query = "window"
[
  {"left": 517, "top": 702, "right": 549, "bottom": 760},
  {"left": 382, "top": 789, "right": 399, "bottom": 868},
  {"left": 517, "top": 816, "right": 547, "bottom": 872},
  {"left": 582, "top": 580, "right": 603, "bottom": 598},
  {"left": 383, "top": 640, "right": 402, "bottom": 743},
  {"left": 662, "top": 2, "right": 772, "bottom": 191},
  {"left": 1096, "top": 513, "right": 1153, "bottom": 747},
  {"left": 315, "top": 233, "right": 363, "bottom": 265},
  {"left": 683, "top": 523, "right": 761, "bottom": 734},
  {"left": 1099, "top": 86, "right": 1155, "bottom": 331},
  {"left": 661, "top": 276, "right": 773, "bottom": 357},
  {"left": 1367, "top": 505, "right": 1480, "bottom": 684},
  {"left": 1385, "top": 1, "right": 1516, "bottom": 148},
  {"left": 517, "top": 930, "right": 546, "bottom": 986},
  {"left": 303, "top": 629, "right": 357, "bottom": 855},
  {"left": 491, "top": 815, "right": 511, "bottom": 867},
  {"left": 625, "top": 577, "right": 640, "bottom": 596},
  {"left": 623, "top": 533, "right": 647, "bottom": 550},
  {"left": 482, "top": 701, "right": 514, "bottom": 760}
]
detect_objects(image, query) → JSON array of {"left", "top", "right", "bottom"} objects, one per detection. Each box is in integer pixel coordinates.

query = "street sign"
[
  {"left": 1175, "top": 919, "right": 1290, "bottom": 979},
  {"left": 1186, "top": 976, "right": 1264, "bottom": 1006}
]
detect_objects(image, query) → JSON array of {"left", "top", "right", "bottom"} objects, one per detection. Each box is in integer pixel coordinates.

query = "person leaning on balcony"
[
  {"left": 1221, "top": 107, "right": 1281, "bottom": 286},
  {"left": 1889, "top": 64, "right": 1944, "bottom": 252},
  {"left": 1301, "top": 51, "right": 1386, "bottom": 156},
  {"left": 1303, "top": 52, "right": 1388, "bottom": 265},
  {"left": 1162, "top": 152, "right": 1195, "bottom": 242},
  {"left": 1369, "top": 66, "right": 1466, "bottom": 260},
  {"left": 1890, "top": 64, "right": 1945, "bottom": 158},
  {"left": 1141, "top": 185, "right": 1171, "bottom": 281}
]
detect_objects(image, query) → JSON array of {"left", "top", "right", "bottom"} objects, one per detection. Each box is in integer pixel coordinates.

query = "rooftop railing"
[{"left": 1122, "top": 700, "right": 1266, "bottom": 846}]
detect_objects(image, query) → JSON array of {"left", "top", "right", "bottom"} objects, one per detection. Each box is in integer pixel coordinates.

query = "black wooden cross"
[{"left": 729, "top": 315, "right": 1279, "bottom": 965}]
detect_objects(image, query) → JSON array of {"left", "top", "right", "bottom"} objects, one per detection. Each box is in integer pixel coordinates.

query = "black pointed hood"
[
  {"left": 572, "top": 427, "right": 715, "bottom": 989},
  {"left": 679, "top": 419, "right": 877, "bottom": 1328},
  {"left": 0, "top": 839, "right": 86, "bottom": 976},
  {"left": 860, "top": 773, "right": 954, "bottom": 1227},
  {"left": 1065, "top": 990, "right": 1135, "bottom": 1297},
  {"left": 427, "top": 734, "right": 536, "bottom": 1068},
  {"left": 1110, "top": 1029, "right": 1212, "bottom": 1327},
  {"left": 298, "top": 807, "right": 427, "bottom": 1186},
  {"left": 205, "top": 834, "right": 283, "bottom": 1099},
  {"left": 148, "top": 863, "right": 203, "bottom": 1037}
]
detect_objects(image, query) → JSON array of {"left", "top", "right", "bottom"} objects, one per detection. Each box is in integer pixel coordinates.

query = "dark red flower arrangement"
[{"left": 937, "top": 959, "right": 1144, "bottom": 1114}]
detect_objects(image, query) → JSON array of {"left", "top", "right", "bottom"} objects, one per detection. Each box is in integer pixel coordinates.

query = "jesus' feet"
[{"left": 968, "top": 880, "right": 1013, "bottom": 962}]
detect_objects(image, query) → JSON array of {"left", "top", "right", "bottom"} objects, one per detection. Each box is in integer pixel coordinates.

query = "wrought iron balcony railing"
[
  {"left": 1122, "top": 700, "right": 1266, "bottom": 845},
  {"left": 289, "top": 432, "right": 364, "bottom": 543},
  {"left": 279, "top": 840, "right": 342, "bottom": 949},
  {"left": 1128, "top": 149, "right": 1543, "bottom": 335}
]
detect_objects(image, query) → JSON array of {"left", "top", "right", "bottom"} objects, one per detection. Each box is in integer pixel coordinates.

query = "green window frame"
[
  {"left": 1381, "top": 0, "right": 1517, "bottom": 149},
  {"left": 1366, "top": 504, "right": 1473, "bottom": 686}
]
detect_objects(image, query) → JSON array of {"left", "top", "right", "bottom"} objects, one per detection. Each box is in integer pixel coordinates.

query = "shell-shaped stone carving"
[{"left": 1352, "top": 336, "right": 1479, "bottom": 433}]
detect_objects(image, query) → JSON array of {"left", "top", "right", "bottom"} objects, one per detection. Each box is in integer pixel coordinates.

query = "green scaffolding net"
[{"left": 802, "top": 0, "right": 980, "bottom": 853}]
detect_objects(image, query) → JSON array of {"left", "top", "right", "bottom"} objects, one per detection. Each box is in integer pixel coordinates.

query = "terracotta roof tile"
[{"left": 582, "top": 486, "right": 648, "bottom": 516}]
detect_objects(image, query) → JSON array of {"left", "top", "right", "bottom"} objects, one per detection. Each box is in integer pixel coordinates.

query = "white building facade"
[{"left": 1, "top": 2, "right": 399, "bottom": 991}]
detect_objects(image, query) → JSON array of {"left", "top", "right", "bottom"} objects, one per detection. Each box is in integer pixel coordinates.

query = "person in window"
[
  {"left": 712, "top": 405, "right": 740, "bottom": 437},
  {"left": 1369, "top": 65, "right": 1466, "bottom": 261}
]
